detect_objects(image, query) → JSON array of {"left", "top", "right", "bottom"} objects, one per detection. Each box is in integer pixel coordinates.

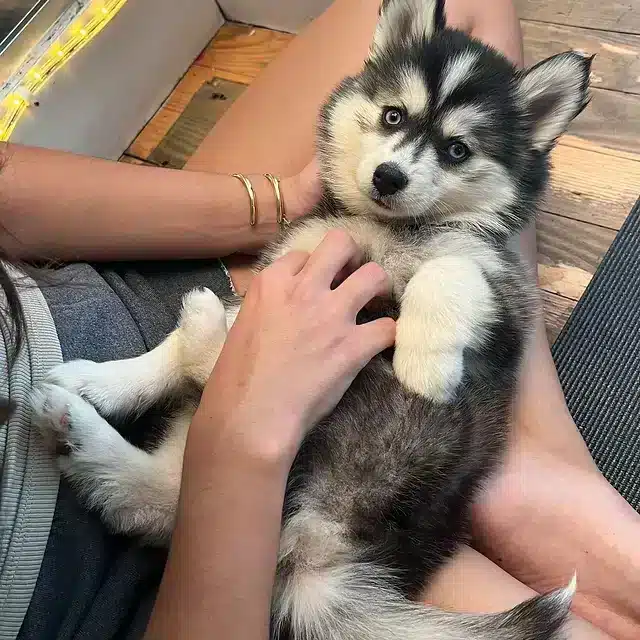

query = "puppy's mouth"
[
  {"left": 372, "top": 195, "right": 392, "bottom": 210},
  {"left": 368, "top": 188, "right": 395, "bottom": 211}
]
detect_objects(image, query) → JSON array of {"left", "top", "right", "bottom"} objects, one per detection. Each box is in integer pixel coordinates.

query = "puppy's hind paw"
[
  {"left": 31, "top": 382, "right": 118, "bottom": 456},
  {"left": 179, "top": 288, "right": 228, "bottom": 336},
  {"left": 30, "top": 383, "right": 76, "bottom": 453}
]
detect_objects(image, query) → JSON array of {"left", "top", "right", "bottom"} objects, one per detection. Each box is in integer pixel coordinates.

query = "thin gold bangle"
[
  {"left": 232, "top": 173, "right": 257, "bottom": 227},
  {"left": 264, "top": 173, "right": 289, "bottom": 231}
]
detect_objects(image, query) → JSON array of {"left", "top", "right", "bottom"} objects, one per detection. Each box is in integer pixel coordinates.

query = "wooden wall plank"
[
  {"left": 568, "top": 88, "right": 640, "bottom": 155},
  {"left": 536, "top": 211, "right": 617, "bottom": 300},
  {"left": 515, "top": 0, "right": 640, "bottom": 34},
  {"left": 522, "top": 20, "right": 640, "bottom": 95},
  {"left": 545, "top": 142, "right": 640, "bottom": 230},
  {"left": 559, "top": 134, "right": 640, "bottom": 161},
  {"left": 196, "top": 23, "right": 294, "bottom": 85},
  {"left": 148, "top": 79, "right": 247, "bottom": 169},
  {"left": 127, "top": 64, "right": 215, "bottom": 160},
  {"left": 126, "top": 23, "right": 293, "bottom": 159},
  {"left": 541, "top": 290, "right": 576, "bottom": 343}
]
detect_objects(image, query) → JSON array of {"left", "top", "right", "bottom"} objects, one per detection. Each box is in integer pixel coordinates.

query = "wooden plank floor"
[
  {"left": 515, "top": 0, "right": 640, "bottom": 341},
  {"left": 121, "top": 9, "right": 640, "bottom": 344}
]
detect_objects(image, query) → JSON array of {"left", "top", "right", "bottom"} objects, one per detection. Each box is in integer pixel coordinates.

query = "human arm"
[
  {"left": 143, "top": 435, "right": 289, "bottom": 640},
  {"left": 0, "top": 143, "right": 320, "bottom": 261},
  {"left": 144, "top": 231, "right": 395, "bottom": 640}
]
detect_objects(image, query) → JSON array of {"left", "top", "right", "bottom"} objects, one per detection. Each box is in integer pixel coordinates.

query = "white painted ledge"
[
  {"left": 11, "top": 0, "right": 224, "bottom": 159},
  {"left": 216, "top": 0, "right": 332, "bottom": 33}
]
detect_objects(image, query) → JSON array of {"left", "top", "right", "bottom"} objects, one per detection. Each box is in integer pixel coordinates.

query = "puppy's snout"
[{"left": 372, "top": 163, "right": 408, "bottom": 196}]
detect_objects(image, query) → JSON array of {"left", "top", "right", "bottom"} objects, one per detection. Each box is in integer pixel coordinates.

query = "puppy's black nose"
[{"left": 372, "top": 163, "right": 408, "bottom": 196}]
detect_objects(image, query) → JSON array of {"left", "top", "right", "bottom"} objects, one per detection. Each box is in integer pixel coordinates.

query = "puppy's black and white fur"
[{"left": 31, "top": 1, "right": 591, "bottom": 638}]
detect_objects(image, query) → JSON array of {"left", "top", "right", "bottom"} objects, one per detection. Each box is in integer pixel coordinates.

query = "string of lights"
[{"left": 0, "top": 0, "right": 128, "bottom": 142}]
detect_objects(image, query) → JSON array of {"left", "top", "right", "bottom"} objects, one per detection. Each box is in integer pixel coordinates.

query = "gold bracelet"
[
  {"left": 232, "top": 173, "right": 257, "bottom": 227},
  {"left": 264, "top": 173, "right": 289, "bottom": 231}
]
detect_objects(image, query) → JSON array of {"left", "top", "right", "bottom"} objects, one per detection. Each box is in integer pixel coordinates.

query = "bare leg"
[{"left": 423, "top": 548, "right": 610, "bottom": 640}]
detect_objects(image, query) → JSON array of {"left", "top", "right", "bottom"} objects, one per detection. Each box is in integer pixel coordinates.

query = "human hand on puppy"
[{"left": 194, "top": 229, "right": 395, "bottom": 468}]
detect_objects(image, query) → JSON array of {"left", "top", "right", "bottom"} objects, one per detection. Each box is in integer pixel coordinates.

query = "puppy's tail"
[{"left": 273, "top": 562, "right": 575, "bottom": 640}]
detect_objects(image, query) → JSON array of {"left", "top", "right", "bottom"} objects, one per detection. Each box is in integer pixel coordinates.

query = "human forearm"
[
  {"left": 0, "top": 143, "right": 305, "bottom": 261},
  {"left": 145, "top": 413, "right": 292, "bottom": 640}
]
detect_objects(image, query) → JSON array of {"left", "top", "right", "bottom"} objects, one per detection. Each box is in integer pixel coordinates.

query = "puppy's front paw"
[
  {"left": 393, "top": 314, "right": 463, "bottom": 402},
  {"left": 393, "top": 345, "right": 463, "bottom": 402}
]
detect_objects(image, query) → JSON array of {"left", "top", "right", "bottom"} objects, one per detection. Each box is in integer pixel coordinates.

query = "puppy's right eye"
[{"left": 382, "top": 107, "right": 404, "bottom": 126}]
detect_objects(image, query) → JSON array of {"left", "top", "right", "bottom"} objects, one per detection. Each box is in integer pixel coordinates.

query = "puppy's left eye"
[
  {"left": 382, "top": 107, "right": 404, "bottom": 126},
  {"left": 445, "top": 141, "right": 470, "bottom": 163}
]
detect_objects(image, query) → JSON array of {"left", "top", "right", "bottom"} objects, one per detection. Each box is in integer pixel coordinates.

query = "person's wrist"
[
  {"left": 244, "top": 174, "right": 279, "bottom": 232},
  {"left": 190, "top": 402, "right": 304, "bottom": 472},
  {"left": 282, "top": 160, "right": 321, "bottom": 221},
  {"left": 281, "top": 173, "right": 306, "bottom": 221},
  {"left": 233, "top": 168, "right": 318, "bottom": 247}
]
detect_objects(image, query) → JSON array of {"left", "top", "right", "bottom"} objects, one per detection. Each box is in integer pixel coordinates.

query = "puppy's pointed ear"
[
  {"left": 519, "top": 51, "right": 592, "bottom": 152},
  {"left": 369, "top": 0, "right": 446, "bottom": 59}
]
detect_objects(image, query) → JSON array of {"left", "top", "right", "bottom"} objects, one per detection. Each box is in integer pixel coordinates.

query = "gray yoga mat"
[{"left": 552, "top": 197, "right": 640, "bottom": 510}]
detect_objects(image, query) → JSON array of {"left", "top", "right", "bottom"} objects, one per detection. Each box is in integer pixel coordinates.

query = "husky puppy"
[{"left": 31, "top": 0, "right": 591, "bottom": 637}]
